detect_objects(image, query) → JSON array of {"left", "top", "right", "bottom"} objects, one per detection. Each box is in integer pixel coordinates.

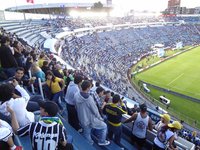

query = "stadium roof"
[{"left": 5, "top": 3, "right": 112, "bottom": 13}]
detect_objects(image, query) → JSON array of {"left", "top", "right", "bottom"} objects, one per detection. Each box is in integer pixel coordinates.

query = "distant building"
[
  {"left": 168, "top": 0, "right": 181, "bottom": 8},
  {"left": 194, "top": 7, "right": 200, "bottom": 14},
  {"left": 164, "top": 0, "right": 200, "bottom": 15}
]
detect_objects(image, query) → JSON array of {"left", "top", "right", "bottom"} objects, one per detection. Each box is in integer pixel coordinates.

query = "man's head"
[
  {"left": 43, "top": 60, "right": 49, "bottom": 67},
  {"left": 160, "top": 114, "right": 171, "bottom": 124},
  {"left": 139, "top": 103, "right": 147, "bottom": 112},
  {"left": 96, "top": 87, "right": 104, "bottom": 97},
  {"left": 1, "top": 36, "right": 10, "bottom": 45},
  {"left": 134, "top": 104, "right": 138, "bottom": 108},
  {"left": 104, "top": 90, "right": 111, "bottom": 98},
  {"left": 112, "top": 94, "right": 121, "bottom": 104},
  {"left": 81, "top": 80, "right": 92, "bottom": 92},
  {"left": 15, "top": 67, "right": 25, "bottom": 80},
  {"left": 95, "top": 81, "right": 100, "bottom": 87},
  {"left": 74, "top": 75, "right": 83, "bottom": 85},
  {"left": 0, "top": 83, "right": 15, "bottom": 102},
  {"left": 38, "top": 101, "right": 59, "bottom": 117}
]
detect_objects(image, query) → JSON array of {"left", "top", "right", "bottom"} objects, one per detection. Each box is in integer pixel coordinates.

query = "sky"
[{"left": 0, "top": 0, "right": 200, "bottom": 12}]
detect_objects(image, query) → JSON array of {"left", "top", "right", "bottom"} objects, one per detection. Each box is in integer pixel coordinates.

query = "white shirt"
[
  {"left": 0, "top": 85, "right": 34, "bottom": 127},
  {"left": 154, "top": 129, "right": 174, "bottom": 149},
  {"left": 155, "top": 121, "right": 165, "bottom": 131},
  {"left": 0, "top": 119, "right": 12, "bottom": 142},
  {"left": 132, "top": 113, "right": 149, "bottom": 139}
]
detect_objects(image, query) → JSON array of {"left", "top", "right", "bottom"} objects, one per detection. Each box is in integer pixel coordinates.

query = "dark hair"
[
  {"left": 43, "top": 60, "right": 49, "bottom": 66},
  {"left": 1, "top": 36, "right": 10, "bottom": 45},
  {"left": 16, "top": 67, "right": 25, "bottom": 73},
  {"left": 0, "top": 83, "right": 15, "bottom": 102},
  {"left": 74, "top": 75, "right": 83, "bottom": 84},
  {"left": 39, "top": 53, "right": 45, "bottom": 59},
  {"left": 112, "top": 94, "right": 121, "bottom": 104},
  {"left": 46, "top": 70, "right": 56, "bottom": 82},
  {"left": 111, "top": 92, "right": 115, "bottom": 97},
  {"left": 81, "top": 80, "right": 91, "bottom": 91},
  {"left": 96, "top": 87, "right": 104, "bottom": 94},
  {"left": 12, "top": 41, "right": 19, "bottom": 48},
  {"left": 95, "top": 82, "right": 100, "bottom": 87},
  {"left": 104, "top": 90, "right": 110, "bottom": 95}
]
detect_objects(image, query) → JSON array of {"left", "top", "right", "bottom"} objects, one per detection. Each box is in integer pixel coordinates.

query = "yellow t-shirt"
[
  {"left": 46, "top": 77, "right": 62, "bottom": 94},
  {"left": 38, "top": 58, "right": 45, "bottom": 68}
]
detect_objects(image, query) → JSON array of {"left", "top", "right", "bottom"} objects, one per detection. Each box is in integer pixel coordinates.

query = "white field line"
[{"left": 167, "top": 73, "right": 184, "bottom": 86}]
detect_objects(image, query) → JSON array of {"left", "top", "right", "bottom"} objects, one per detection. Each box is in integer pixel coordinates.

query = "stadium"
[{"left": 0, "top": 0, "right": 200, "bottom": 150}]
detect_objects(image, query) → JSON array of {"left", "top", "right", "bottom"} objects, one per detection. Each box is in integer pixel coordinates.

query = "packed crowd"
[
  {"left": 60, "top": 24, "right": 200, "bottom": 96},
  {"left": 0, "top": 21, "right": 200, "bottom": 150},
  {"left": 43, "top": 16, "right": 161, "bottom": 31},
  {"left": 163, "top": 16, "right": 200, "bottom": 23}
]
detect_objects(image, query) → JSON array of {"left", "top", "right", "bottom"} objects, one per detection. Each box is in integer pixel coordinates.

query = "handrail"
[{"left": 38, "top": 78, "right": 44, "bottom": 100}]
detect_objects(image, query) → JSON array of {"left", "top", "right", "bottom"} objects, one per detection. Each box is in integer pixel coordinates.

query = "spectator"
[
  {"left": 65, "top": 75, "right": 83, "bottom": 131},
  {"left": 153, "top": 121, "right": 182, "bottom": 150},
  {"left": 91, "top": 86, "right": 105, "bottom": 116},
  {"left": 101, "top": 90, "right": 112, "bottom": 110},
  {"left": 6, "top": 67, "right": 35, "bottom": 87},
  {"left": 12, "top": 41, "right": 24, "bottom": 67},
  {"left": 103, "top": 94, "right": 127, "bottom": 148},
  {"left": 7, "top": 101, "right": 73, "bottom": 150},
  {"left": 128, "top": 104, "right": 140, "bottom": 115},
  {"left": 45, "top": 71, "right": 65, "bottom": 110},
  {"left": 31, "top": 62, "right": 45, "bottom": 82},
  {"left": 0, "top": 80, "right": 34, "bottom": 127},
  {"left": 123, "top": 103, "right": 153, "bottom": 150},
  {"left": 75, "top": 80, "right": 110, "bottom": 146},
  {"left": 0, "top": 119, "right": 22, "bottom": 150},
  {"left": 41, "top": 60, "right": 50, "bottom": 74},
  {"left": 155, "top": 114, "right": 171, "bottom": 131},
  {"left": 5, "top": 67, "right": 42, "bottom": 112},
  {"left": 90, "top": 81, "right": 101, "bottom": 93},
  {"left": 0, "top": 36, "right": 18, "bottom": 77}
]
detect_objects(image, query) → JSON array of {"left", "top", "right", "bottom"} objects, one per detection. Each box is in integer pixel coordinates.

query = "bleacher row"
[
  {"left": 0, "top": 20, "right": 51, "bottom": 48},
  {"left": 0, "top": 19, "right": 198, "bottom": 150}
]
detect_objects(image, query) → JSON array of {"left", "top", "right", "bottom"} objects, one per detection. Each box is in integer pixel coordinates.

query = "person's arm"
[
  {"left": 59, "top": 79, "right": 65, "bottom": 91},
  {"left": 168, "top": 135, "right": 177, "bottom": 150},
  {"left": 148, "top": 117, "right": 153, "bottom": 131},
  {"left": 101, "top": 101, "right": 107, "bottom": 110},
  {"left": 89, "top": 97, "right": 103, "bottom": 120},
  {"left": 102, "top": 104, "right": 107, "bottom": 115},
  {"left": 12, "top": 79, "right": 30, "bottom": 102},
  {"left": 59, "top": 126, "right": 67, "bottom": 147},
  {"left": 28, "top": 77, "right": 36, "bottom": 85},
  {"left": 6, "top": 105, "right": 19, "bottom": 134},
  {"left": 123, "top": 113, "right": 137, "bottom": 123}
]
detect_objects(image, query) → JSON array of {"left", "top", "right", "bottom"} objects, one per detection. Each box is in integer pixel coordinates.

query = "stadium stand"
[{"left": 0, "top": 16, "right": 199, "bottom": 150}]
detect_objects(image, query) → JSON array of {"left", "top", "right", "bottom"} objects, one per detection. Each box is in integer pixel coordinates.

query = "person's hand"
[
  {"left": 29, "top": 77, "right": 36, "bottom": 84},
  {"left": 6, "top": 104, "right": 14, "bottom": 114},
  {"left": 12, "top": 79, "right": 19, "bottom": 87}
]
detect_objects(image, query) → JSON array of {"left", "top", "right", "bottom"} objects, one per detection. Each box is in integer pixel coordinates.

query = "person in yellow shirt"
[
  {"left": 38, "top": 52, "right": 49, "bottom": 68},
  {"left": 45, "top": 70, "right": 65, "bottom": 110}
]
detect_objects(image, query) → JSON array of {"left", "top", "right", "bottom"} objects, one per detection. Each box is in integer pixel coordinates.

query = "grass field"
[{"left": 134, "top": 46, "right": 200, "bottom": 128}]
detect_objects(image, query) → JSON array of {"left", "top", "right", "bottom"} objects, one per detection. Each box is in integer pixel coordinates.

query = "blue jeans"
[
  {"left": 52, "top": 91, "right": 64, "bottom": 110},
  {"left": 83, "top": 121, "right": 107, "bottom": 144},
  {"left": 107, "top": 123, "right": 122, "bottom": 146}
]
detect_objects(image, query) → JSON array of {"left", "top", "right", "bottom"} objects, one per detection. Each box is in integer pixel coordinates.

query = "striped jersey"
[
  {"left": 103, "top": 103, "right": 127, "bottom": 126},
  {"left": 17, "top": 121, "right": 67, "bottom": 150}
]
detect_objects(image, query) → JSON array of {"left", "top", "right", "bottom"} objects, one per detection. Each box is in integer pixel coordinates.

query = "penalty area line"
[{"left": 167, "top": 73, "right": 184, "bottom": 86}]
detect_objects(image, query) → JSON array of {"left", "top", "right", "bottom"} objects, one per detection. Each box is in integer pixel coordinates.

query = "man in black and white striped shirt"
[{"left": 8, "top": 101, "right": 69, "bottom": 150}]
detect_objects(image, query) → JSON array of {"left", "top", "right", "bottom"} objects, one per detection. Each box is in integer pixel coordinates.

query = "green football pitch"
[{"left": 134, "top": 46, "right": 200, "bottom": 127}]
